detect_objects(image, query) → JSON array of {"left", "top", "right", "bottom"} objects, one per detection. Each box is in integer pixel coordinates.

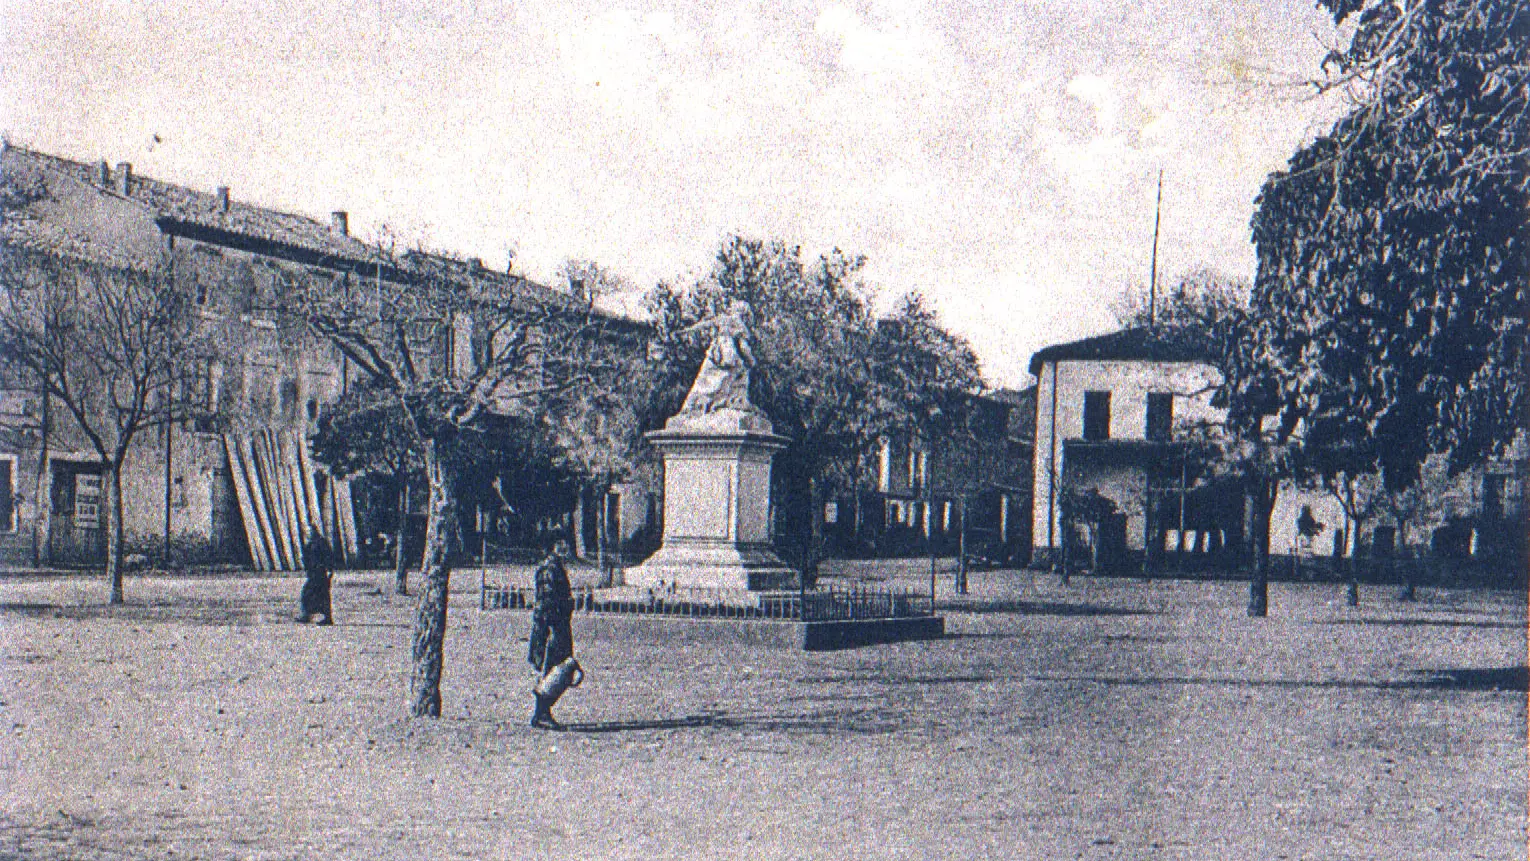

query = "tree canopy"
[
  {"left": 1247, "top": 0, "right": 1527, "bottom": 489},
  {"left": 645, "top": 236, "right": 984, "bottom": 569}
]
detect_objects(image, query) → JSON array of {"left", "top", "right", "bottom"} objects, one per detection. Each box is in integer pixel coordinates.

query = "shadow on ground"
[
  {"left": 0, "top": 600, "right": 277, "bottom": 626},
  {"left": 794, "top": 672, "right": 996, "bottom": 686},
  {"left": 1321, "top": 617, "right": 1524, "bottom": 631},
  {"left": 562, "top": 706, "right": 907, "bottom": 735},
  {"left": 942, "top": 599, "right": 1153, "bottom": 617},
  {"left": 1033, "top": 666, "right": 1528, "bottom": 693}
]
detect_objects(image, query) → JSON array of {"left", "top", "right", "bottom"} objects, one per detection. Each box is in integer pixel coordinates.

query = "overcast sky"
[{"left": 2, "top": 0, "right": 1346, "bottom": 387}]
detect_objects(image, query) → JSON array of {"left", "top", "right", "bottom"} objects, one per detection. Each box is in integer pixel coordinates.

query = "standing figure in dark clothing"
[
  {"left": 297, "top": 531, "right": 334, "bottom": 625},
  {"left": 528, "top": 539, "right": 578, "bottom": 728}
]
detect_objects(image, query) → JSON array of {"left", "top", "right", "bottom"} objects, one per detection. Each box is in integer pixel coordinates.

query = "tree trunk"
[
  {"left": 572, "top": 489, "right": 587, "bottom": 561},
  {"left": 1247, "top": 485, "right": 1274, "bottom": 618},
  {"left": 409, "top": 437, "right": 457, "bottom": 718},
  {"left": 1395, "top": 525, "right": 1416, "bottom": 602},
  {"left": 596, "top": 485, "right": 608, "bottom": 581},
  {"left": 804, "top": 477, "right": 826, "bottom": 587},
  {"left": 393, "top": 479, "right": 410, "bottom": 596},
  {"left": 1340, "top": 490, "right": 1361, "bottom": 607},
  {"left": 956, "top": 497, "right": 969, "bottom": 595},
  {"left": 1338, "top": 538, "right": 1357, "bottom": 607},
  {"left": 105, "top": 462, "right": 125, "bottom": 605},
  {"left": 852, "top": 492, "right": 863, "bottom": 555},
  {"left": 1059, "top": 519, "right": 1071, "bottom": 586}
]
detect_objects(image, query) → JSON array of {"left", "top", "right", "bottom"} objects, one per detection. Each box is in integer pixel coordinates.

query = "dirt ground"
[{"left": 0, "top": 563, "right": 1523, "bottom": 860}]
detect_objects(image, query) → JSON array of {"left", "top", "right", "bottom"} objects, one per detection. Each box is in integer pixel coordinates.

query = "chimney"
[
  {"left": 330, "top": 210, "right": 349, "bottom": 235},
  {"left": 506, "top": 250, "right": 516, "bottom": 273},
  {"left": 216, "top": 186, "right": 230, "bottom": 213},
  {"left": 469, "top": 257, "right": 483, "bottom": 272},
  {"left": 115, "top": 162, "right": 132, "bottom": 195},
  {"left": 97, "top": 161, "right": 111, "bottom": 188}
]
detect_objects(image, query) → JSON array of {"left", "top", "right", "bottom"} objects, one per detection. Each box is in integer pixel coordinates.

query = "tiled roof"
[
  {"left": 4, "top": 144, "right": 386, "bottom": 265},
  {"left": 402, "top": 249, "right": 565, "bottom": 305},
  {"left": 0, "top": 215, "right": 158, "bottom": 271},
  {"left": 1027, "top": 327, "right": 1212, "bottom": 377},
  {"left": 1, "top": 145, "right": 571, "bottom": 304}
]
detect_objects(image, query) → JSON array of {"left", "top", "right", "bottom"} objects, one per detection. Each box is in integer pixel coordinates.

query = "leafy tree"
[
  {"left": 645, "top": 237, "right": 982, "bottom": 579},
  {"left": 1373, "top": 459, "right": 1452, "bottom": 600},
  {"left": 1057, "top": 484, "right": 1120, "bottom": 586},
  {"left": 0, "top": 250, "right": 200, "bottom": 603},
  {"left": 309, "top": 380, "right": 424, "bottom": 595},
  {"left": 874, "top": 293, "right": 985, "bottom": 444},
  {"left": 1247, "top": 0, "right": 1527, "bottom": 496},
  {"left": 539, "top": 337, "right": 654, "bottom": 570},
  {"left": 282, "top": 249, "right": 612, "bottom": 718},
  {"left": 1112, "top": 269, "right": 1250, "bottom": 341},
  {"left": 1108, "top": 269, "right": 1304, "bottom": 613},
  {"left": 883, "top": 293, "right": 991, "bottom": 590}
]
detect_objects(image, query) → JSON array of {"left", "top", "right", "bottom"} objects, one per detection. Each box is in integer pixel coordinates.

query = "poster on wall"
[{"left": 74, "top": 473, "right": 102, "bottom": 529}]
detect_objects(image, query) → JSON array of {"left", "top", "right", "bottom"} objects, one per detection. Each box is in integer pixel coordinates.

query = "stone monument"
[{"left": 624, "top": 303, "right": 797, "bottom": 592}]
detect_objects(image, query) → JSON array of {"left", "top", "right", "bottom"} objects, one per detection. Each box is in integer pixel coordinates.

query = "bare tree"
[
  {"left": 0, "top": 250, "right": 197, "bottom": 603},
  {"left": 282, "top": 249, "right": 614, "bottom": 718}
]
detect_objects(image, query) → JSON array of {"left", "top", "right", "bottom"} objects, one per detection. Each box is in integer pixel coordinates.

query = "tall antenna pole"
[{"left": 1149, "top": 169, "right": 1163, "bottom": 328}]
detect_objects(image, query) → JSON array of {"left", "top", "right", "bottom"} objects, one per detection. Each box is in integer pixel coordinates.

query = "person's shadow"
[
  {"left": 559, "top": 706, "right": 903, "bottom": 735},
  {"left": 561, "top": 715, "right": 718, "bottom": 733}
]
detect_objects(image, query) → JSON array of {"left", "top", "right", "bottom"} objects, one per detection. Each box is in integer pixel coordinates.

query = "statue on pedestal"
[
  {"left": 670, "top": 301, "right": 771, "bottom": 433},
  {"left": 680, "top": 301, "right": 756, "bottom": 415},
  {"left": 624, "top": 297, "right": 794, "bottom": 592}
]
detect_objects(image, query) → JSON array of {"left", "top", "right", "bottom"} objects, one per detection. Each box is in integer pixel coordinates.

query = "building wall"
[
  {"left": 0, "top": 153, "right": 354, "bottom": 567},
  {"left": 1268, "top": 481, "right": 1347, "bottom": 559},
  {"left": 1032, "top": 357, "right": 1222, "bottom": 559}
]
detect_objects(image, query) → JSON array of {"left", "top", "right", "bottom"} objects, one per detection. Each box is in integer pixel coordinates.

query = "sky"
[{"left": 1, "top": 0, "right": 1347, "bottom": 388}]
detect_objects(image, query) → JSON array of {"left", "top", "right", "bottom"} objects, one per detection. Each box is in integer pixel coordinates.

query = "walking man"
[{"left": 528, "top": 539, "right": 577, "bottom": 728}]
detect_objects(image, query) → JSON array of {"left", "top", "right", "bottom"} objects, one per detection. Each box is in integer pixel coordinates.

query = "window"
[
  {"left": 1146, "top": 392, "right": 1173, "bottom": 442},
  {"left": 0, "top": 457, "right": 13, "bottom": 532},
  {"left": 910, "top": 449, "right": 927, "bottom": 494},
  {"left": 1083, "top": 391, "right": 1111, "bottom": 441}
]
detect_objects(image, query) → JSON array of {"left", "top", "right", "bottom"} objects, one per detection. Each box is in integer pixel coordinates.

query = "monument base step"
[
  {"left": 561, "top": 613, "right": 946, "bottom": 651},
  {"left": 622, "top": 563, "right": 799, "bottom": 592}
]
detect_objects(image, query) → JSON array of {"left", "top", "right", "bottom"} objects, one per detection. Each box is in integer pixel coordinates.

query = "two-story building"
[
  {"left": 1029, "top": 326, "right": 1525, "bottom": 579},
  {"left": 0, "top": 143, "right": 650, "bottom": 572},
  {"left": 1030, "top": 327, "right": 1356, "bottom": 574}
]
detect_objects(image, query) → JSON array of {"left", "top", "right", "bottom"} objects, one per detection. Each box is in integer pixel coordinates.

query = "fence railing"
[{"left": 481, "top": 581, "right": 934, "bottom": 621}]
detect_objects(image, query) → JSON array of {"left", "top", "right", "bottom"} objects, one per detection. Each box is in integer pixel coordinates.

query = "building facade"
[
  {"left": 1029, "top": 327, "right": 1526, "bottom": 579},
  {"left": 0, "top": 143, "right": 649, "bottom": 571}
]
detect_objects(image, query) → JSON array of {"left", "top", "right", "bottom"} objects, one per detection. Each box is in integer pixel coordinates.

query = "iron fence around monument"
[{"left": 480, "top": 580, "right": 933, "bottom": 621}]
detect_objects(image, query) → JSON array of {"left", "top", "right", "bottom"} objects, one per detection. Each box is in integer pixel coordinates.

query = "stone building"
[{"left": 0, "top": 143, "right": 648, "bottom": 571}]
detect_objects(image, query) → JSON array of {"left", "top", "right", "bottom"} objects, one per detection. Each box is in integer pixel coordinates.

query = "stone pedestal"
[{"left": 624, "top": 408, "right": 797, "bottom": 592}]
